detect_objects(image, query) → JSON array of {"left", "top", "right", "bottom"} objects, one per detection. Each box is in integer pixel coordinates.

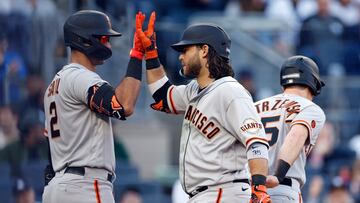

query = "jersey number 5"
[
  {"left": 261, "top": 116, "right": 280, "bottom": 146},
  {"left": 49, "top": 101, "right": 60, "bottom": 138}
]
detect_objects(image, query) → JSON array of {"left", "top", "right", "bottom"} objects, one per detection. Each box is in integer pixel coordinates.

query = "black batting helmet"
[
  {"left": 63, "top": 10, "right": 122, "bottom": 61},
  {"left": 171, "top": 23, "right": 231, "bottom": 59},
  {"left": 280, "top": 55, "right": 325, "bottom": 96}
]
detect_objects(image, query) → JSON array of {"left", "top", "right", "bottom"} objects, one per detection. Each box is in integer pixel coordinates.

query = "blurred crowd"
[{"left": 0, "top": 0, "right": 359, "bottom": 202}]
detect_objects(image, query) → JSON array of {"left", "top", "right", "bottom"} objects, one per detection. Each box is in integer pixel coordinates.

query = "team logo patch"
[
  {"left": 240, "top": 118, "right": 263, "bottom": 134},
  {"left": 311, "top": 120, "right": 316, "bottom": 128}
]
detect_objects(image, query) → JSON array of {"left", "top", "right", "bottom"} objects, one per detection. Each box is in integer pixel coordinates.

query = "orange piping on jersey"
[
  {"left": 44, "top": 129, "right": 48, "bottom": 136},
  {"left": 169, "top": 86, "right": 178, "bottom": 114},
  {"left": 216, "top": 188, "right": 223, "bottom": 203},
  {"left": 94, "top": 180, "right": 102, "bottom": 203},
  {"left": 299, "top": 193, "right": 302, "bottom": 203},
  {"left": 245, "top": 137, "right": 269, "bottom": 147}
]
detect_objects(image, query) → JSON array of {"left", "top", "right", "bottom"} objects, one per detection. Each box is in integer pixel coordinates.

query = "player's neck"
[
  {"left": 197, "top": 77, "right": 214, "bottom": 89},
  {"left": 284, "top": 87, "right": 313, "bottom": 100},
  {"left": 197, "top": 68, "right": 214, "bottom": 89},
  {"left": 70, "top": 51, "right": 96, "bottom": 71}
]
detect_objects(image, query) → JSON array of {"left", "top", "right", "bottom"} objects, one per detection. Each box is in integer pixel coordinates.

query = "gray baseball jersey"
[
  {"left": 44, "top": 63, "right": 115, "bottom": 173},
  {"left": 163, "top": 76, "right": 268, "bottom": 194},
  {"left": 254, "top": 93, "right": 325, "bottom": 186}
]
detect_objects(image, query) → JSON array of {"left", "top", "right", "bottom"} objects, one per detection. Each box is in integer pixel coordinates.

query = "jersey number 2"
[
  {"left": 261, "top": 116, "right": 280, "bottom": 146},
  {"left": 49, "top": 102, "right": 60, "bottom": 138}
]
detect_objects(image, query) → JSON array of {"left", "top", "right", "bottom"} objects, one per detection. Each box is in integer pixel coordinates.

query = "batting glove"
[
  {"left": 250, "top": 184, "right": 272, "bottom": 203},
  {"left": 130, "top": 12, "right": 146, "bottom": 60},
  {"left": 136, "top": 11, "right": 158, "bottom": 60}
]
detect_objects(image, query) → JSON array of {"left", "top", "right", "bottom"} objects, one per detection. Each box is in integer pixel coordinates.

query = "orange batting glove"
[
  {"left": 250, "top": 185, "right": 271, "bottom": 203},
  {"left": 136, "top": 11, "right": 158, "bottom": 60},
  {"left": 130, "top": 11, "right": 145, "bottom": 60}
]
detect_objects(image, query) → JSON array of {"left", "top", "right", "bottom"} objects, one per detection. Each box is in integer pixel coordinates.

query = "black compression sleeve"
[
  {"left": 274, "top": 159, "right": 291, "bottom": 183},
  {"left": 146, "top": 58, "right": 161, "bottom": 70},
  {"left": 125, "top": 58, "right": 142, "bottom": 80},
  {"left": 252, "top": 174, "right": 266, "bottom": 186}
]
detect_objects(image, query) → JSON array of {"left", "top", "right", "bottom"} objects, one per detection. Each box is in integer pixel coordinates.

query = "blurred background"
[{"left": 0, "top": 0, "right": 359, "bottom": 203}]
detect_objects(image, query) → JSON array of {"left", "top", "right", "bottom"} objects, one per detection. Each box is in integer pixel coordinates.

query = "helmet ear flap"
[
  {"left": 64, "top": 30, "right": 90, "bottom": 49},
  {"left": 314, "top": 77, "right": 324, "bottom": 95}
]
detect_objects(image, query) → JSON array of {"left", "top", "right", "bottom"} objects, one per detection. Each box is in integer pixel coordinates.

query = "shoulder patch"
[{"left": 240, "top": 118, "right": 263, "bottom": 134}]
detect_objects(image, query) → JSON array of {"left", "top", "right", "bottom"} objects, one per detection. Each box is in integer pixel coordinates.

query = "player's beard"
[
  {"left": 182, "top": 53, "right": 201, "bottom": 79},
  {"left": 90, "top": 58, "right": 104, "bottom": 66}
]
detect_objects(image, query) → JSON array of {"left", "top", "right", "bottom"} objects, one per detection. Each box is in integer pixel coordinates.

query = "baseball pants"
[
  {"left": 188, "top": 181, "right": 251, "bottom": 203},
  {"left": 267, "top": 178, "right": 302, "bottom": 203},
  {"left": 42, "top": 167, "right": 115, "bottom": 203}
]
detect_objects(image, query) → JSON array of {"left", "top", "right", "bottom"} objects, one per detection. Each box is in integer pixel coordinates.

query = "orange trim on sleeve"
[
  {"left": 216, "top": 188, "right": 223, "bottom": 203},
  {"left": 94, "top": 180, "right": 102, "bottom": 203},
  {"left": 292, "top": 119, "right": 311, "bottom": 129},
  {"left": 245, "top": 137, "right": 269, "bottom": 147},
  {"left": 44, "top": 129, "right": 48, "bottom": 136},
  {"left": 169, "top": 86, "right": 178, "bottom": 114}
]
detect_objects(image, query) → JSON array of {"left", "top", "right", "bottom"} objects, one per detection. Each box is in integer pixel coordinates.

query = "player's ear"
[{"left": 200, "top": 44, "right": 209, "bottom": 58}]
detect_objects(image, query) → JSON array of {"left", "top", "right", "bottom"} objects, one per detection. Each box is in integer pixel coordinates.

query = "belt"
[
  {"left": 64, "top": 167, "right": 113, "bottom": 182},
  {"left": 189, "top": 179, "right": 249, "bottom": 198},
  {"left": 280, "top": 177, "right": 292, "bottom": 186}
]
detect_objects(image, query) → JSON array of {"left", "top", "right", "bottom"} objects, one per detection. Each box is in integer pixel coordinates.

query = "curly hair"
[{"left": 206, "top": 46, "right": 234, "bottom": 79}]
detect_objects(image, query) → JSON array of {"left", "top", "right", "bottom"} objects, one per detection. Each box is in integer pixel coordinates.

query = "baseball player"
[
  {"left": 42, "top": 10, "right": 144, "bottom": 203},
  {"left": 135, "top": 12, "right": 271, "bottom": 203},
  {"left": 254, "top": 56, "right": 326, "bottom": 202}
]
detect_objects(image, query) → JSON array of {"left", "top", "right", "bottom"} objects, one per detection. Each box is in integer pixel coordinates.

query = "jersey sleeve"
[
  {"left": 165, "top": 85, "right": 188, "bottom": 114},
  {"left": 164, "top": 81, "right": 198, "bottom": 114},
  {"left": 225, "top": 96, "right": 269, "bottom": 149},
  {"left": 70, "top": 70, "right": 107, "bottom": 104},
  {"left": 290, "top": 105, "right": 326, "bottom": 145}
]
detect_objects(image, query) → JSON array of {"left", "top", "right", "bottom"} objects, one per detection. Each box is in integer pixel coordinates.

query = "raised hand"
[
  {"left": 130, "top": 11, "right": 146, "bottom": 60},
  {"left": 136, "top": 11, "right": 158, "bottom": 60}
]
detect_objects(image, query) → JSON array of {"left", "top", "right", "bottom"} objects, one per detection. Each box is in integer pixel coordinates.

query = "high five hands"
[{"left": 131, "top": 11, "right": 158, "bottom": 60}]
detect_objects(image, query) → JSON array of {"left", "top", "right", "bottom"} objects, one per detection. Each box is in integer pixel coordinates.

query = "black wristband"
[
  {"left": 252, "top": 174, "right": 266, "bottom": 186},
  {"left": 274, "top": 159, "right": 291, "bottom": 183},
  {"left": 146, "top": 58, "right": 161, "bottom": 70},
  {"left": 125, "top": 57, "right": 142, "bottom": 80}
]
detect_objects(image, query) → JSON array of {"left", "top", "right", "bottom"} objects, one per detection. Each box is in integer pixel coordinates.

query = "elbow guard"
[
  {"left": 87, "top": 83, "right": 126, "bottom": 120},
  {"left": 149, "top": 80, "right": 172, "bottom": 113}
]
